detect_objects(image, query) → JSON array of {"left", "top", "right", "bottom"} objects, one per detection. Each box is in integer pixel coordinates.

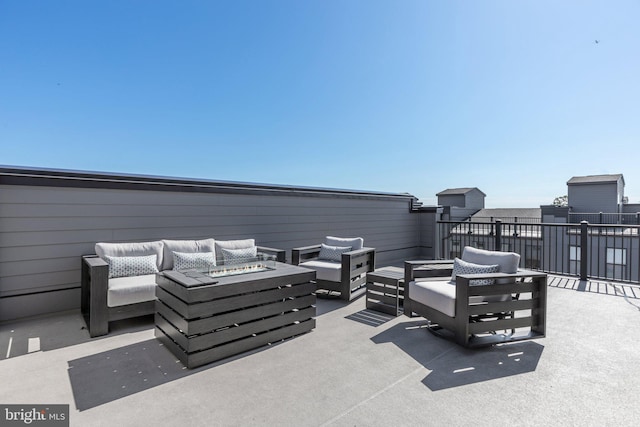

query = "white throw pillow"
[
  {"left": 318, "top": 243, "right": 352, "bottom": 262},
  {"left": 451, "top": 258, "right": 499, "bottom": 286},
  {"left": 172, "top": 251, "right": 216, "bottom": 271},
  {"left": 105, "top": 254, "right": 159, "bottom": 279}
]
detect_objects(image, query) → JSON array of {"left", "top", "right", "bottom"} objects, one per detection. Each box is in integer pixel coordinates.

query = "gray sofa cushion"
[
  {"left": 107, "top": 274, "right": 157, "bottom": 307},
  {"left": 215, "top": 239, "right": 255, "bottom": 264},
  {"left": 162, "top": 238, "right": 216, "bottom": 270},
  {"left": 96, "top": 240, "right": 164, "bottom": 271}
]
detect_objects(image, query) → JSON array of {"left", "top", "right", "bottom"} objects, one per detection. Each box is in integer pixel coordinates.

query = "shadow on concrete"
[
  {"left": 345, "top": 309, "right": 395, "bottom": 327},
  {"left": 314, "top": 297, "right": 348, "bottom": 316},
  {"left": 68, "top": 338, "right": 195, "bottom": 411},
  {"left": 67, "top": 332, "right": 297, "bottom": 411},
  {"left": 371, "top": 320, "right": 544, "bottom": 391},
  {"left": 0, "top": 310, "right": 154, "bottom": 360}
]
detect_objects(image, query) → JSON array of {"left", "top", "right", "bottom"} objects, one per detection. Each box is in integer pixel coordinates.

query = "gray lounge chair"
[
  {"left": 292, "top": 236, "right": 375, "bottom": 301},
  {"left": 404, "top": 246, "right": 547, "bottom": 347}
]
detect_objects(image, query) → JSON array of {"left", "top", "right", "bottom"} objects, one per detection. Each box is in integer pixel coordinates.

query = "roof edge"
[{"left": 0, "top": 165, "right": 416, "bottom": 201}]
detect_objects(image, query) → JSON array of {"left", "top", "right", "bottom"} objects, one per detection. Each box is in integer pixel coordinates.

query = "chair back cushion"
[
  {"left": 325, "top": 236, "right": 363, "bottom": 251},
  {"left": 461, "top": 246, "right": 520, "bottom": 284},
  {"left": 461, "top": 246, "right": 520, "bottom": 272}
]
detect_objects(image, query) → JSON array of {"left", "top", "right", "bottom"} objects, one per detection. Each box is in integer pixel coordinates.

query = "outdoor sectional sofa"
[{"left": 81, "top": 238, "right": 285, "bottom": 337}]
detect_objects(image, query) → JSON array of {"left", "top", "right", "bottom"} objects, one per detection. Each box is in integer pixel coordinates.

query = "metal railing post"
[
  {"left": 495, "top": 220, "right": 502, "bottom": 251},
  {"left": 580, "top": 221, "right": 588, "bottom": 281}
]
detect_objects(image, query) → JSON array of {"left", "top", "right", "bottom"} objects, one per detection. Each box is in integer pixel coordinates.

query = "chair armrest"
[
  {"left": 291, "top": 244, "right": 322, "bottom": 265},
  {"left": 454, "top": 269, "right": 547, "bottom": 299},
  {"left": 456, "top": 269, "right": 547, "bottom": 283},
  {"left": 341, "top": 247, "right": 376, "bottom": 282},
  {"left": 257, "top": 246, "right": 286, "bottom": 263},
  {"left": 404, "top": 260, "right": 454, "bottom": 283}
]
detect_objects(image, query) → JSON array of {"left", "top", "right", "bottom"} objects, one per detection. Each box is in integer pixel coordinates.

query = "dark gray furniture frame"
[
  {"left": 404, "top": 260, "right": 547, "bottom": 347},
  {"left": 81, "top": 246, "right": 286, "bottom": 338},
  {"left": 291, "top": 245, "right": 375, "bottom": 301},
  {"left": 155, "top": 263, "right": 316, "bottom": 368},
  {"left": 365, "top": 267, "right": 405, "bottom": 316}
]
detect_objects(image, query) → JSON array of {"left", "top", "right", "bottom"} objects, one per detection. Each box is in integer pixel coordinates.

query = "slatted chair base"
[{"left": 424, "top": 321, "right": 516, "bottom": 348}]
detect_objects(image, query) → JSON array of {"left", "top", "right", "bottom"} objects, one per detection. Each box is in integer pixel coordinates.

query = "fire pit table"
[{"left": 154, "top": 258, "right": 316, "bottom": 368}]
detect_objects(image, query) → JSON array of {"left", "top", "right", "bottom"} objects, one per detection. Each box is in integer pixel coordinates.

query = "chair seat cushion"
[
  {"left": 300, "top": 260, "right": 342, "bottom": 283},
  {"left": 409, "top": 279, "right": 457, "bottom": 317},
  {"left": 409, "top": 278, "right": 509, "bottom": 317},
  {"left": 461, "top": 246, "right": 520, "bottom": 284},
  {"left": 107, "top": 274, "right": 157, "bottom": 307}
]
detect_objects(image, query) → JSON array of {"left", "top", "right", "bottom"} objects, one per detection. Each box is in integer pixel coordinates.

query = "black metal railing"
[
  {"left": 437, "top": 219, "right": 640, "bottom": 284},
  {"left": 568, "top": 212, "right": 640, "bottom": 225},
  {"left": 470, "top": 216, "right": 541, "bottom": 224}
]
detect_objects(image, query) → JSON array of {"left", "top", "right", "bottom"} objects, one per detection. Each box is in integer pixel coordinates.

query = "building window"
[
  {"left": 606, "top": 248, "right": 626, "bottom": 279},
  {"left": 569, "top": 245, "right": 580, "bottom": 275}
]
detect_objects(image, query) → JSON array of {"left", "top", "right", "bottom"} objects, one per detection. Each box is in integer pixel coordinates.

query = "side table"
[{"left": 365, "top": 267, "right": 405, "bottom": 316}]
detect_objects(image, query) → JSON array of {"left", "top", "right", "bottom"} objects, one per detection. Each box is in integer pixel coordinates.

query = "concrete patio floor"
[{"left": 1, "top": 275, "right": 640, "bottom": 427}]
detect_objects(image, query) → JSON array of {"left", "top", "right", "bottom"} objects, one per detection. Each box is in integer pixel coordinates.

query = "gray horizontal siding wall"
[
  {"left": 0, "top": 169, "right": 425, "bottom": 321},
  {"left": 568, "top": 183, "right": 619, "bottom": 213}
]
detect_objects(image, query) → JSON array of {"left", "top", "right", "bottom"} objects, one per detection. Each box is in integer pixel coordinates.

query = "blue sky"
[{"left": 1, "top": 1, "right": 639, "bottom": 207}]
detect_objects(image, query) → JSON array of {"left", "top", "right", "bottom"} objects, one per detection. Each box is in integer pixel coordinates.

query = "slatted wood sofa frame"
[{"left": 81, "top": 242, "right": 285, "bottom": 338}]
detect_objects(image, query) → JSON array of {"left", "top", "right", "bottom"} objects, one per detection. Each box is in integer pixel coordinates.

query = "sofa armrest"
[
  {"left": 81, "top": 255, "right": 110, "bottom": 337},
  {"left": 257, "top": 246, "right": 286, "bottom": 263},
  {"left": 291, "top": 244, "right": 322, "bottom": 265}
]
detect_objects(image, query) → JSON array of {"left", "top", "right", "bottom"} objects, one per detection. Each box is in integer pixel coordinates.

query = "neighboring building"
[
  {"left": 544, "top": 173, "right": 640, "bottom": 224},
  {"left": 437, "top": 187, "right": 485, "bottom": 221},
  {"left": 567, "top": 174, "right": 625, "bottom": 214}
]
